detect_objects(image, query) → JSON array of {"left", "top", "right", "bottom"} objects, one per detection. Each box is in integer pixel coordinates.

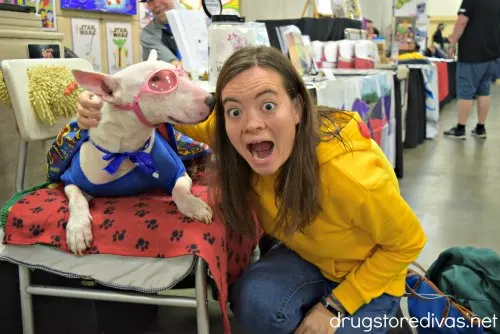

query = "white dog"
[{"left": 60, "top": 50, "right": 214, "bottom": 255}]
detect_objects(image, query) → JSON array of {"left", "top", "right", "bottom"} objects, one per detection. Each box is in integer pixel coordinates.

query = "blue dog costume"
[{"left": 47, "top": 121, "right": 210, "bottom": 197}]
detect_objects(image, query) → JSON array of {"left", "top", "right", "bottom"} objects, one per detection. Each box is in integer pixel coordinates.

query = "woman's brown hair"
[{"left": 210, "top": 45, "right": 347, "bottom": 237}]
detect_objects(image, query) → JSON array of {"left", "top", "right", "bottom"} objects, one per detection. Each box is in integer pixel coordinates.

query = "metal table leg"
[
  {"left": 195, "top": 257, "right": 209, "bottom": 334},
  {"left": 19, "top": 266, "right": 34, "bottom": 334}
]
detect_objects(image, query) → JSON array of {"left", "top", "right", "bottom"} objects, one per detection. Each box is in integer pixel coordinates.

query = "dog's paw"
[
  {"left": 66, "top": 213, "right": 93, "bottom": 256},
  {"left": 175, "top": 195, "right": 213, "bottom": 224}
]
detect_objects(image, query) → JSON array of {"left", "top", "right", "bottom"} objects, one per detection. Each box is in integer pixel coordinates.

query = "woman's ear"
[{"left": 293, "top": 95, "right": 304, "bottom": 125}]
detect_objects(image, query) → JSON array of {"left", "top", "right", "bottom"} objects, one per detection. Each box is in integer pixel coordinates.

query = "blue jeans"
[{"left": 229, "top": 244, "right": 401, "bottom": 333}]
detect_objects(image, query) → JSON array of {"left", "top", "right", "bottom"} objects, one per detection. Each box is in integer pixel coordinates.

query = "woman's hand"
[
  {"left": 295, "top": 302, "right": 338, "bottom": 334},
  {"left": 76, "top": 90, "right": 103, "bottom": 129}
]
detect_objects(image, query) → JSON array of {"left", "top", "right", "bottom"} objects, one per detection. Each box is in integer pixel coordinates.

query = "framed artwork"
[
  {"left": 61, "top": 0, "right": 137, "bottom": 15},
  {"left": 28, "top": 44, "right": 61, "bottom": 58}
]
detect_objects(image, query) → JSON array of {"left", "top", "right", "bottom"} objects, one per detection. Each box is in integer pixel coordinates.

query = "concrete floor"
[{"left": 148, "top": 86, "right": 500, "bottom": 334}]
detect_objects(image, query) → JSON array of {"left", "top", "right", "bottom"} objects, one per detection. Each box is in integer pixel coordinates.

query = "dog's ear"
[
  {"left": 72, "top": 70, "right": 120, "bottom": 103},
  {"left": 147, "top": 49, "right": 158, "bottom": 62}
]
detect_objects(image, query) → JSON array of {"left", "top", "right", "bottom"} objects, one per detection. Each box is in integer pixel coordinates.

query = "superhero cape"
[{"left": 46, "top": 121, "right": 212, "bottom": 182}]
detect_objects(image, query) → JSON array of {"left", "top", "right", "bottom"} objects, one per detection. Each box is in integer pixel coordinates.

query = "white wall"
[
  {"left": 241, "top": 0, "right": 306, "bottom": 21},
  {"left": 241, "top": 0, "right": 395, "bottom": 37},
  {"left": 427, "top": 0, "right": 461, "bottom": 17}
]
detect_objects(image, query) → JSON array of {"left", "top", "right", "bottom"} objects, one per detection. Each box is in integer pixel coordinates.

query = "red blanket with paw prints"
[{"left": 2, "top": 174, "right": 260, "bottom": 334}]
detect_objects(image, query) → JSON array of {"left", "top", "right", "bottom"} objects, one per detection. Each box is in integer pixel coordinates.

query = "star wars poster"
[
  {"left": 71, "top": 18, "right": 102, "bottom": 72},
  {"left": 105, "top": 22, "right": 133, "bottom": 75}
]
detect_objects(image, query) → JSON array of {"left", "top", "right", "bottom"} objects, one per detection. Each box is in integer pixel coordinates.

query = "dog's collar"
[
  {"left": 113, "top": 100, "right": 155, "bottom": 128},
  {"left": 90, "top": 137, "right": 159, "bottom": 179}
]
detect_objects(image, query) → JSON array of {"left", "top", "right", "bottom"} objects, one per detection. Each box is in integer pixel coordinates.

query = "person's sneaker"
[
  {"left": 471, "top": 127, "right": 487, "bottom": 139},
  {"left": 443, "top": 126, "right": 466, "bottom": 139}
]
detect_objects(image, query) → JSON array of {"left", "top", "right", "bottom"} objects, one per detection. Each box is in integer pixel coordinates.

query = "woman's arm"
[
  {"left": 329, "top": 168, "right": 427, "bottom": 315},
  {"left": 174, "top": 111, "right": 216, "bottom": 148}
]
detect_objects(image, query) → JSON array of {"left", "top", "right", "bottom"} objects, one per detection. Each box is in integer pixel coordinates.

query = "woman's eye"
[
  {"left": 263, "top": 102, "right": 276, "bottom": 112},
  {"left": 227, "top": 109, "right": 241, "bottom": 118}
]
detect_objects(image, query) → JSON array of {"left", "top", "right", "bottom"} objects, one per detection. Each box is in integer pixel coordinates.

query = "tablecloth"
[
  {"left": 315, "top": 71, "right": 396, "bottom": 167},
  {"left": 408, "top": 64, "right": 440, "bottom": 139}
]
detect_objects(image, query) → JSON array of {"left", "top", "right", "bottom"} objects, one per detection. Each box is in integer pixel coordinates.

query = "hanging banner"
[
  {"left": 71, "top": 18, "right": 102, "bottom": 72},
  {"left": 179, "top": 0, "right": 239, "bottom": 13},
  {"left": 415, "top": 0, "right": 428, "bottom": 52},
  {"left": 105, "top": 22, "right": 133, "bottom": 75},
  {"left": 394, "top": 0, "right": 417, "bottom": 17}
]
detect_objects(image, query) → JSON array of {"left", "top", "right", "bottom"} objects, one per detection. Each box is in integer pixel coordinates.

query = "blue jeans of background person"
[
  {"left": 229, "top": 243, "right": 401, "bottom": 334},
  {"left": 457, "top": 59, "right": 497, "bottom": 100}
]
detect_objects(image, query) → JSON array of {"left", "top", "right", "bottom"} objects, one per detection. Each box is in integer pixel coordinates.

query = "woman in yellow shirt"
[{"left": 75, "top": 45, "right": 426, "bottom": 333}]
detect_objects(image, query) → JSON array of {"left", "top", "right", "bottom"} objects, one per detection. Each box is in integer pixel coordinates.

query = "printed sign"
[{"left": 105, "top": 22, "right": 133, "bottom": 75}]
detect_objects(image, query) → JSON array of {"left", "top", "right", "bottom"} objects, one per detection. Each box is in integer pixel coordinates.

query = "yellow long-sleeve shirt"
[{"left": 176, "top": 111, "right": 427, "bottom": 315}]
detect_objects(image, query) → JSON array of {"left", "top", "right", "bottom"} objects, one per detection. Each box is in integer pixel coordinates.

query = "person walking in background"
[
  {"left": 139, "top": 0, "right": 182, "bottom": 66},
  {"left": 432, "top": 23, "right": 446, "bottom": 50},
  {"left": 444, "top": 0, "right": 500, "bottom": 139}
]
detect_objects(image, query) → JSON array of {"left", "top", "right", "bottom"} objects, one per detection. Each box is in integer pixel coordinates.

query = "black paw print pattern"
[
  {"left": 170, "top": 230, "right": 184, "bottom": 242},
  {"left": 134, "top": 202, "right": 149, "bottom": 208},
  {"left": 181, "top": 216, "right": 194, "bottom": 224},
  {"left": 112, "top": 230, "right": 126, "bottom": 242},
  {"left": 30, "top": 207, "right": 43, "bottom": 214},
  {"left": 57, "top": 219, "right": 67, "bottom": 229},
  {"left": 135, "top": 238, "right": 150, "bottom": 251},
  {"left": 87, "top": 246, "right": 100, "bottom": 254},
  {"left": 186, "top": 244, "right": 200, "bottom": 255},
  {"left": 166, "top": 210, "right": 178, "bottom": 215},
  {"left": 216, "top": 256, "right": 221, "bottom": 270},
  {"left": 46, "top": 190, "right": 58, "bottom": 196},
  {"left": 135, "top": 209, "right": 150, "bottom": 217},
  {"left": 31, "top": 192, "right": 40, "bottom": 196},
  {"left": 145, "top": 219, "right": 158, "bottom": 230},
  {"left": 227, "top": 248, "right": 233, "bottom": 261},
  {"left": 12, "top": 218, "right": 23, "bottom": 229},
  {"left": 156, "top": 253, "right": 165, "bottom": 258},
  {"left": 235, "top": 253, "right": 240, "bottom": 264},
  {"left": 221, "top": 238, "right": 225, "bottom": 253},
  {"left": 60, "top": 199, "right": 68, "bottom": 205},
  {"left": 50, "top": 235, "right": 61, "bottom": 247},
  {"left": 44, "top": 198, "right": 57, "bottom": 203},
  {"left": 104, "top": 207, "right": 115, "bottom": 215},
  {"left": 57, "top": 206, "right": 68, "bottom": 213},
  {"left": 29, "top": 224, "right": 45, "bottom": 236},
  {"left": 203, "top": 233, "right": 216, "bottom": 245},
  {"left": 99, "top": 219, "right": 114, "bottom": 230},
  {"left": 18, "top": 198, "right": 30, "bottom": 204},
  {"left": 3, "top": 234, "right": 11, "bottom": 243}
]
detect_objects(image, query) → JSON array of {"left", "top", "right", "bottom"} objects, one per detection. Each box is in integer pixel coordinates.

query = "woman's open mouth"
[{"left": 247, "top": 141, "right": 274, "bottom": 160}]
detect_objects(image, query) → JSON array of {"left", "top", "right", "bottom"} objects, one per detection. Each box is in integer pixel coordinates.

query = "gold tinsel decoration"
[
  {"left": 0, "top": 70, "right": 11, "bottom": 107},
  {"left": 28, "top": 65, "right": 82, "bottom": 126}
]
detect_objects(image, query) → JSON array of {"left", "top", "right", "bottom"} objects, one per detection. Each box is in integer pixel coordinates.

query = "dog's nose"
[{"left": 204, "top": 94, "right": 215, "bottom": 110}]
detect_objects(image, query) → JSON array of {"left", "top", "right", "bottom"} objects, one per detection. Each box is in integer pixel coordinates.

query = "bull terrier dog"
[{"left": 61, "top": 50, "right": 214, "bottom": 255}]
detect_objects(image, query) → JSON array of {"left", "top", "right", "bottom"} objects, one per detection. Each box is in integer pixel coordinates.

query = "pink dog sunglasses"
[{"left": 114, "top": 67, "right": 188, "bottom": 127}]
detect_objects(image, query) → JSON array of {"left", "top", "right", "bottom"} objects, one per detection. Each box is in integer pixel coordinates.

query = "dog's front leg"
[
  {"left": 65, "top": 185, "right": 94, "bottom": 255},
  {"left": 172, "top": 173, "right": 213, "bottom": 224}
]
